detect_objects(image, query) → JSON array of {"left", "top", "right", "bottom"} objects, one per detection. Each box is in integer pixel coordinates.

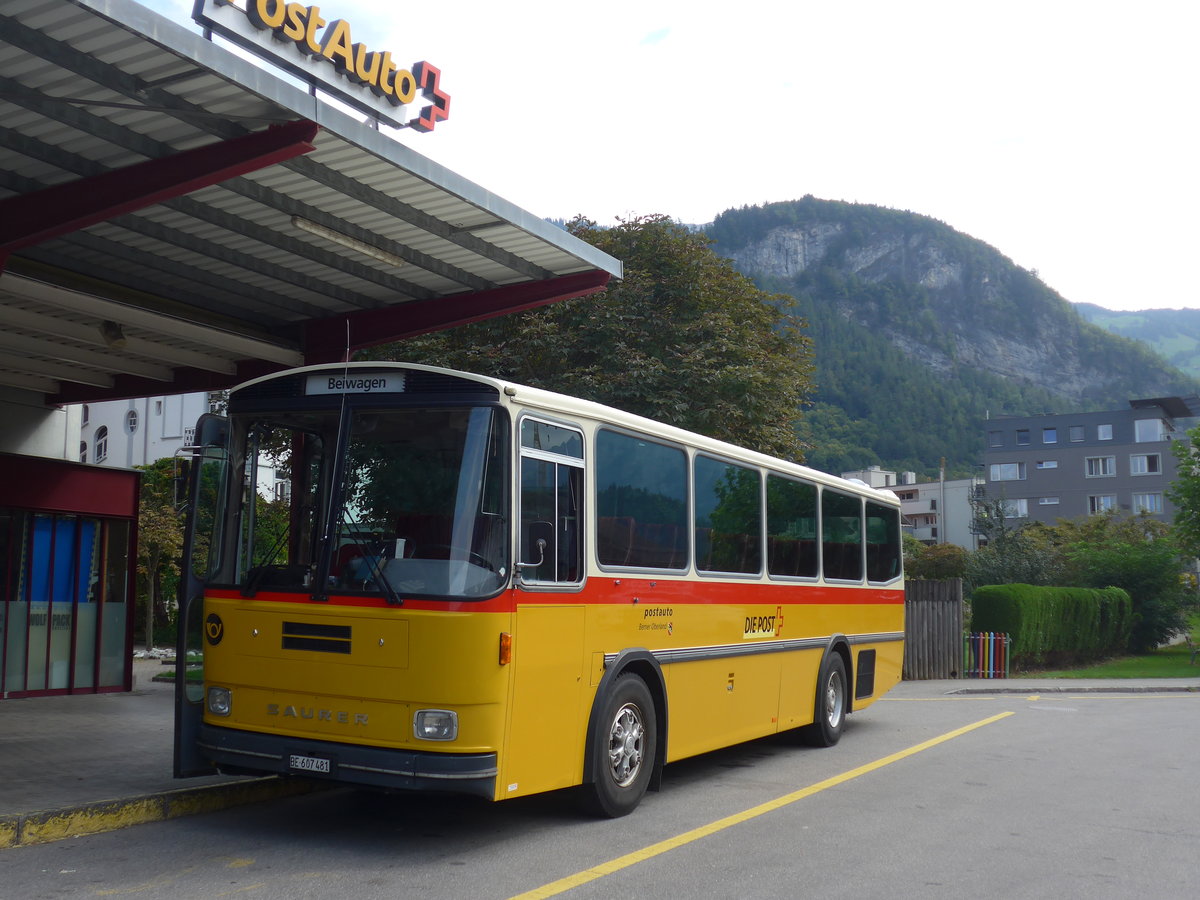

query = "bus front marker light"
[
  {"left": 207, "top": 686, "right": 232, "bottom": 717},
  {"left": 499, "top": 632, "right": 512, "bottom": 665},
  {"left": 413, "top": 709, "right": 457, "bottom": 741}
]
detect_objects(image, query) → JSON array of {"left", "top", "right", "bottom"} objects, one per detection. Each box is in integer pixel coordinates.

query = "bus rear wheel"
[
  {"left": 581, "top": 673, "right": 656, "bottom": 818},
  {"left": 799, "top": 652, "right": 847, "bottom": 747}
]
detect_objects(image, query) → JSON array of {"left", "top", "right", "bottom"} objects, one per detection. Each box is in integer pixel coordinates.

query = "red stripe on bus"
[{"left": 205, "top": 579, "right": 903, "bottom": 612}]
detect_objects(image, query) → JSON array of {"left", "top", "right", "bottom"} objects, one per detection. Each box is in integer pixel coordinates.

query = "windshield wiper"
[
  {"left": 241, "top": 526, "right": 292, "bottom": 598},
  {"left": 339, "top": 508, "right": 402, "bottom": 606}
]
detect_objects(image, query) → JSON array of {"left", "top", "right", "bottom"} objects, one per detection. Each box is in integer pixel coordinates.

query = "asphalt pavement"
[{"left": 1, "top": 659, "right": 1196, "bottom": 848}]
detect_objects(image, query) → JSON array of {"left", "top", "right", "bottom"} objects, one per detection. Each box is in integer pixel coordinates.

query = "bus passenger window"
[
  {"left": 766, "top": 474, "right": 818, "bottom": 578},
  {"left": 865, "top": 501, "right": 902, "bottom": 583},
  {"left": 821, "top": 490, "right": 863, "bottom": 582},
  {"left": 695, "top": 456, "right": 761, "bottom": 574},
  {"left": 595, "top": 430, "right": 688, "bottom": 571}
]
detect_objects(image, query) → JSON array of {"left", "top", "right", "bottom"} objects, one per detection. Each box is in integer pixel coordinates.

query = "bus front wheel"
[
  {"left": 581, "top": 673, "right": 657, "bottom": 818},
  {"left": 799, "top": 652, "right": 847, "bottom": 747}
]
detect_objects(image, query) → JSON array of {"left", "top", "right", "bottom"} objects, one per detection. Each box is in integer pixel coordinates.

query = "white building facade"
[{"left": 78, "top": 393, "right": 214, "bottom": 470}]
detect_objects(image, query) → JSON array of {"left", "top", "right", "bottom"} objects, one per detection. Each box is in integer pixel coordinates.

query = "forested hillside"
[
  {"left": 707, "top": 198, "right": 1199, "bottom": 477},
  {"left": 1076, "top": 303, "right": 1200, "bottom": 381}
]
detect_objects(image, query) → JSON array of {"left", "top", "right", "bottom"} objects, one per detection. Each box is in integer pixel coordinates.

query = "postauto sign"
[{"left": 192, "top": 0, "right": 450, "bottom": 131}]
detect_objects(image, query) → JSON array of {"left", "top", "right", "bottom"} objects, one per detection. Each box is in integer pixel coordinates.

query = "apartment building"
[{"left": 980, "top": 398, "right": 1195, "bottom": 526}]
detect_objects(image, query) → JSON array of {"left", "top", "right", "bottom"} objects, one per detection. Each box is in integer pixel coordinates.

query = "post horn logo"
[{"left": 205, "top": 613, "right": 224, "bottom": 646}]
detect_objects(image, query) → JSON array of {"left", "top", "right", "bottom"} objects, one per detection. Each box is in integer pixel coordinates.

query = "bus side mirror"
[{"left": 195, "top": 413, "right": 228, "bottom": 448}]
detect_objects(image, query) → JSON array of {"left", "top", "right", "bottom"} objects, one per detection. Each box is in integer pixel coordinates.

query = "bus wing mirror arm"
[{"left": 516, "top": 538, "right": 547, "bottom": 573}]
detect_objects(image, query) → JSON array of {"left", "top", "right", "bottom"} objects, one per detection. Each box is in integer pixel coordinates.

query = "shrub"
[{"left": 971, "top": 583, "right": 1132, "bottom": 669}]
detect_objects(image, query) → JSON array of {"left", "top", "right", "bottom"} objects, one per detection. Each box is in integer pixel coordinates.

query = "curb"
[
  {"left": 0, "top": 776, "right": 324, "bottom": 849},
  {"left": 947, "top": 685, "right": 1200, "bottom": 695}
]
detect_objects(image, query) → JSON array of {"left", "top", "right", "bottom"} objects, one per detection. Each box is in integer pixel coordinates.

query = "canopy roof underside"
[{"left": 0, "top": 0, "right": 620, "bottom": 405}]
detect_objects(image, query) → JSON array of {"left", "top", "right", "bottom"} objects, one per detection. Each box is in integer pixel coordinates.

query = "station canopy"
[{"left": 0, "top": 0, "right": 622, "bottom": 406}]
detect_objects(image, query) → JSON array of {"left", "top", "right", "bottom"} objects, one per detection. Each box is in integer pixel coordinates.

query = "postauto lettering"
[{"left": 225, "top": 0, "right": 450, "bottom": 130}]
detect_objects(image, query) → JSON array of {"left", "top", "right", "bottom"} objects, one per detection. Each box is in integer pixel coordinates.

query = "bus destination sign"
[
  {"left": 192, "top": 0, "right": 450, "bottom": 131},
  {"left": 305, "top": 373, "right": 406, "bottom": 394}
]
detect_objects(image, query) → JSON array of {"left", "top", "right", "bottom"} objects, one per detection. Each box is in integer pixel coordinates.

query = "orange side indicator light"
[{"left": 499, "top": 632, "right": 512, "bottom": 665}]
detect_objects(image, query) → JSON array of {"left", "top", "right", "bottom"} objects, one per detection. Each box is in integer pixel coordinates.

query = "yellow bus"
[{"left": 175, "top": 362, "right": 904, "bottom": 816}]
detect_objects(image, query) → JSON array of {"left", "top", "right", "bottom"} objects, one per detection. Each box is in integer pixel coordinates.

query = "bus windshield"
[{"left": 223, "top": 404, "right": 510, "bottom": 601}]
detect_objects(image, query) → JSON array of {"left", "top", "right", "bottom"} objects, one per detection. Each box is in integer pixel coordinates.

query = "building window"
[
  {"left": 1130, "top": 453, "right": 1161, "bottom": 475},
  {"left": 81, "top": 404, "right": 90, "bottom": 426},
  {"left": 125, "top": 409, "right": 139, "bottom": 433},
  {"left": 990, "top": 462, "right": 1027, "bottom": 481},
  {"left": 1097, "top": 424, "right": 1113, "bottom": 441},
  {"left": 1042, "top": 427, "right": 1057, "bottom": 444},
  {"left": 1085, "top": 456, "right": 1115, "bottom": 477},
  {"left": 988, "top": 430, "right": 1003, "bottom": 448},
  {"left": 79, "top": 441, "right": 88, "bottom": 463},
  {"left": 1036, "top": 460, "right": 1058, "bottom": 469},
  {"left": 1135, "top": 418, "right": 1170, "bottom": 443},
  {"left": 1016, "top": 429, "right": 1031, "bottom": 446},
  {"left": 154, "top": 400, "right": 163, "bottom": 415},
  {"left": 94, "top": 426, "right": 108, "bottom": 463},
  {"left": 1088, "top": 494, "right": 1116, "bottom": 514},
  {"left": 1069, "top": 425, "right": 1084, "bottom": 442},
  {"left": 1002, "top": 498, "right": 1028, "bottom": 518},
  {"left": 1133, "top": 492, "right": 1164, "bottom": 514},
  {"left": 1039, "top": 497, "right": 1060, "bottom": 505}
]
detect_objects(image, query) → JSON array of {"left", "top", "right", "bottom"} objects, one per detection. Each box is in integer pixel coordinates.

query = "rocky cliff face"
[{"left": 712, "top": 203, "right": 1194, "bottom": 408}]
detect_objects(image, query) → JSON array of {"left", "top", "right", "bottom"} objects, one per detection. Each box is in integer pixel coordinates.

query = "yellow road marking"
[{"left": 509, "top": 712, "right": 1014, "bottom": 900}]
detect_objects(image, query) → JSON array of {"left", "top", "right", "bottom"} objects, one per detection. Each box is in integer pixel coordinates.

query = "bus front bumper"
[{"left": 197, "top": 723, "right": 498, "bottom": 800}]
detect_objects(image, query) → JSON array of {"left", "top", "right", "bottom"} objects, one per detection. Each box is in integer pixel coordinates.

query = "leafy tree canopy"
[
  {"left": 362, "top": 215, "right": 815, "bottom": 461},
  {"left": 965, "top": 506, "right": 1187, "bottom": 654},
  {"left": 1169, "top": 425, "right": 1200, "bottom": 558}
]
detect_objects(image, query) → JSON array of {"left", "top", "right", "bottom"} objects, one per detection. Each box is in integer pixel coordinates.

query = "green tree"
[
  {"left": 135, "top": 459, "right": 184, "bottom": 649},
  {"left": 367, "top": 215, "right": 815, "bottom": 461},
  {"left": 906, "top": 542, "right": 968, "bottom": 580},
  {"left": 1062, "top": 539, "right": 1185, "bottom": 653},
  {"left": 1169, "top": 426, "right": 1200, "bottom": 557},
  {"left": 967, "top": 508, "right": 1187, "bottom": 654},
  {"left": 965, "top": 498, "right": 1063, "bottom": 589},
  {"left": 1049, "top": 512, "right": 1186, "bottom": 653}
]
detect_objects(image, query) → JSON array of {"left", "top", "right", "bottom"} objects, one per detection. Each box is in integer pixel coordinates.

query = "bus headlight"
[
  {"left": 413, "top": 709, "right": 457, "bottom": 741},
  {"left": 207, "top": 686, "right": 232, "bottom": 717}
]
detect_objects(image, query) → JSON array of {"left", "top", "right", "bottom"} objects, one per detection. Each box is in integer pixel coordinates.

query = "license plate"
[{"left": 289, "top": 753, "right": 331, "bottom": 774}]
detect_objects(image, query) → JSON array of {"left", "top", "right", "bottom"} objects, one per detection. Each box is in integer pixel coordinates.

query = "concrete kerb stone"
[
  {"left": 946, "top": 684, "right": 1200, "bottom": 695},
  {"left": 0, "top": 776, "right": 324, "bottom": 849}
]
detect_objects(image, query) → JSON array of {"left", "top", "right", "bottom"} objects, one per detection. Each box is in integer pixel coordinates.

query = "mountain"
[
  {"left": 706, "top": 198, "right": 1200, "bottom": 477},
  {"left": 1075, "top": 303, "right": 1200, "bottom": 381}
]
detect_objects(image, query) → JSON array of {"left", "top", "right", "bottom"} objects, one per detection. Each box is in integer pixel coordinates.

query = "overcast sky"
[{"left": 154, "top": 0, "right": 1198, "bottom": 312}]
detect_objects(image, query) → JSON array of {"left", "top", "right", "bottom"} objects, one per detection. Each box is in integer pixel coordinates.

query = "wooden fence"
[{"left": 903, "top": 579, "right": 964, "bottom": 680}]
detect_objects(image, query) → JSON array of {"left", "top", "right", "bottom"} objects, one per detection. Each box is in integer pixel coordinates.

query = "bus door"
[
  {"left": 505, "top": 417, "right": 586, "bottom": 796},
  {"left": 174, "top": 414, "right": 228, "bottom": 777}
]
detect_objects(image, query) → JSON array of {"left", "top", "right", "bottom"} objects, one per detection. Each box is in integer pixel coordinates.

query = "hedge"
[{"left": 970, "top": 584, "right": 1132, "bottom": 669}]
